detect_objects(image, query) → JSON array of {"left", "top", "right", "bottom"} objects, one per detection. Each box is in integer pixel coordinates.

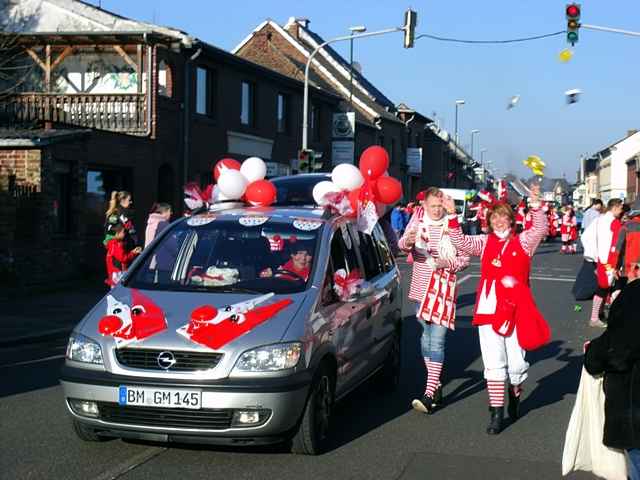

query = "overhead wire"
[{"left": 415, "top": 31, "right": 566, "bottom": 44}]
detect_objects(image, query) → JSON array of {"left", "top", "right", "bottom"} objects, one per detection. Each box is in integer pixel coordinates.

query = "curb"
[{"left": 0, "top": 327, "right": 72, "bottom": 349}]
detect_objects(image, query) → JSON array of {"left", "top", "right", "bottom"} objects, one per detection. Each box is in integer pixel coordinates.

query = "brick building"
[
  {"left": 233, "top": 17, "right": 409, "bottom": 180},
  {"left": 1, "top": 0, "right": 339, "bottom": 284}
]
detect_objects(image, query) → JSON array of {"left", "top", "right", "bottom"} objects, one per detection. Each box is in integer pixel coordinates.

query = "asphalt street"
[{"left": 0, "top": 242, "right": 601, "bottom": 480}]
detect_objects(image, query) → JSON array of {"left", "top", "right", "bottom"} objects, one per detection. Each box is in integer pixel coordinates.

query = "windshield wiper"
[{"left": 206, "top": 286, "right": 264, "bottom": 294}]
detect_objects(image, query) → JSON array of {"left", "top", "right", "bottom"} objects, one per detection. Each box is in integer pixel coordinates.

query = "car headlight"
[
  {"left": 233, "top": 342, "right": 302, "bottom": 373},
  {"left": 66, "top": 333, "right": 104, "bottom": 365}
]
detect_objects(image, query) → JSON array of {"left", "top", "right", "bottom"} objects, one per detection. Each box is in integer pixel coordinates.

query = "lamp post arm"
[
  {"left": 302, "top": 27, "right": 403, "bottom": 150},
  {"left": 581, "top": 24, "right": 640, "bottom": 38}
]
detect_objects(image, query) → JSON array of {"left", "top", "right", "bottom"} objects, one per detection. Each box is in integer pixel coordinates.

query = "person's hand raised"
[{"left": 442, "top": 195, "right": 456, "bottom": 215}]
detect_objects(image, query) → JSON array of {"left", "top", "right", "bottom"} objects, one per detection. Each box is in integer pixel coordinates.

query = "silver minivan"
[{"left": 61, "top": 203, "right": 402, "bottom": 454}]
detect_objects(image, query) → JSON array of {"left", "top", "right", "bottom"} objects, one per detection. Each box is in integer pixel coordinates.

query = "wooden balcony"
[{"left": 1, "top": 93, "right": 148, "bottom": 135}]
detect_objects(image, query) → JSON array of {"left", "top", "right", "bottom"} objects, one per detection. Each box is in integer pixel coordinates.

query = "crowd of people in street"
[{"left": 98, "top": 181, "right": 640, "bottom": 477}]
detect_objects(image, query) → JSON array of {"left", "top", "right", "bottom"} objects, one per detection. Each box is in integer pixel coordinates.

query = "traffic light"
[
  {"left": 298, "top": 149, "right": 311, "bottom": 172},
  {"left": 566, "top": 3, "right": 581, "bottom": 45},
  {"left": 403, "top": 8, "right": 417, "bottom": 48}
]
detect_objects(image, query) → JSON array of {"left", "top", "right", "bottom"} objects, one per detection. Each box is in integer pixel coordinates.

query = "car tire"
[
  {"left": 72, "top": 419, "right": 104, "bottom": 442},
  {"left": 291, "top": 364, "right": 335, "bottom": 455},
  {"left": 374, "top": 326, "right": 402, "bottom": 392}
]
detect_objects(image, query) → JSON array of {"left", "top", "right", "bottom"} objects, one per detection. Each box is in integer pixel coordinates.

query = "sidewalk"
[{"left": 0, "top": 283, "right": 107, "bottom": 347}]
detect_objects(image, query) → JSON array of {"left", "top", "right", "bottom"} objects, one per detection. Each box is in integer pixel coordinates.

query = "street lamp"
[
  {"left": 470, "top": 129, "right": 479, "bottom": 159},
  {"left": 454, "top": 99, "right": 465, "bottom": 145},
  {"left": 349, "top": 26, "right": 366, "bottom": 109}
]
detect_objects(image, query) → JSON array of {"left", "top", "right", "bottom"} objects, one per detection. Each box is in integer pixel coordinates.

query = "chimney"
[
  {"left": 628, "top": 129, "right": 639, "bottom": 138},
  {"left": 284, "top": 17, "right": 309, "bottom": 39}
]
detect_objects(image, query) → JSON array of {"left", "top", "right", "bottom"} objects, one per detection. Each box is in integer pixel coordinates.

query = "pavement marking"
[
  {"left": 92, "top": 446, "right": 167, "bottom": 480},
  {"left": 0, "top": 354, "right": 65, "bottom": 368}
]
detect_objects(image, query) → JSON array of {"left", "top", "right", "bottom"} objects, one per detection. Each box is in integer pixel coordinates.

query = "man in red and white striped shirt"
[{"left": 399, "top": 187, "right": 470, "bottom": 414}]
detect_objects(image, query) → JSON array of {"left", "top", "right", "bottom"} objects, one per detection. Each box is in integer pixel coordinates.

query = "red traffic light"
[{"left": 566, "top": 4, "right": 580, "bottom": 18}]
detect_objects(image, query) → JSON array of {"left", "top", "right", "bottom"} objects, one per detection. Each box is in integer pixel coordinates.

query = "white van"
[{"left": 439, "top": 188, "right": 469, "bottom": 224}]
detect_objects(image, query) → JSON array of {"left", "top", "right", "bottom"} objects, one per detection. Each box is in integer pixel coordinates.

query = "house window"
[
  {"left": 241, "top": 81, "right": 255, "bottom": 126},
  {"left": 196, "top": 67, "right": 215, "bottom": 116},
  {"left": 158, "top": 60, "right": 173, "bottom": 98},
  {"left": 277, "top": 93, "right": 289, "bottom": 133}
]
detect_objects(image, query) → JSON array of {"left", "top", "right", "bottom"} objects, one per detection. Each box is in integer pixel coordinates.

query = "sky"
[{"left": 92, "top": 0, "right": 640, "bottom": 180}]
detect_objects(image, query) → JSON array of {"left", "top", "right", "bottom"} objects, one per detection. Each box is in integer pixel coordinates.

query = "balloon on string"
[
  {"left": 245, "top": 179, "right": 277, "bottom": 206},
  {"left": 214, "top": 158, "right": 241, "bottom": 182},
  {"left": 507, "top": 95, "right": 520, "bottom": 110},
  {"left": 559, "top": 48, "right": 574, "bottom": 63},
  {"left": 373, "top": 176, "right": 403, "bottom": 205},
  {"left": 359, "top": 146, "right": 389, "bottom": 180},
  {"left": 312, "top": 181, "right": 340, "bottom": 206},
  {"left": 332, "top": 163, "right": 364, "bottom": 191},
  {"left": 240, "top": 157, "right": 267, "bottom": 183},
  {"left": 217, "top": 169, "right": 248, "bottom": 199}
]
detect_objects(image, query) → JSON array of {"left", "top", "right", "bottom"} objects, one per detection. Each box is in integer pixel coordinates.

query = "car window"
[
  {"left": 330, "top": 226, "right": 359, "bottom": 275},
  {"left": 320, "top": 257, "right": 339, "bottom": 306},
  {"left": 372, "top": 224, "right": 394, "bottom": 273},
  {"left": 356, "top": 230, "right": 383, "bottom": 280},
  {"left": 126, "top": 217, "right": 321, "bottom": 294}
]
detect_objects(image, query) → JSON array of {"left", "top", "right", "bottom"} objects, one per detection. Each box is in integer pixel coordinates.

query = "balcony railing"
[{"left": 1, "top": 93, "right": 148, "bottom": 134}]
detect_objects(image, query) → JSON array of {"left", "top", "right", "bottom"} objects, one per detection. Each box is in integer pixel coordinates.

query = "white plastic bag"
[{"left": 562, "top": 367, "right": 627, "bottom": 479}]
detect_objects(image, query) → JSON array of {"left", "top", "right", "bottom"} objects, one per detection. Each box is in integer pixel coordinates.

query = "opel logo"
[{"left": 157, "top": 351, "right": 176, "bottom": 370}]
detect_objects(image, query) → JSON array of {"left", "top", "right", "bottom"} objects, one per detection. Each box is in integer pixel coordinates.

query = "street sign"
[
  {"left": 332, "top": 112, "right": 355, "bottom": 139},
  {"left": 406, "top": 147, "right": 422, "bottom": 175},
  {"left": 332, "top": 141, "right": 355, "bottom": 165}
]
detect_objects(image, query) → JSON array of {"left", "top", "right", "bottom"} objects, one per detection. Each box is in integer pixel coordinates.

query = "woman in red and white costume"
[
  {"left": 560, "top": 206, "right": 578, "bottom": 253},
  {"left": 399, "top": 187, "right": 470, "bottom": 414},
  {"left": 442, "top": 184, "right": 548, "bottom": 434}
]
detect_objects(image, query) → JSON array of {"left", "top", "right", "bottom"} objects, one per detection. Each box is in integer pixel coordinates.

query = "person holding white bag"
[
  {"left": 584, "top": 262, "right": 640, "bottom": 479},
  {"left": 399, "top": 187, "right": 470, "bottom": 414}
]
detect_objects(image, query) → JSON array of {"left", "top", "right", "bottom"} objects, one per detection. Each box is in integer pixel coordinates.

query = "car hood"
[{"left": 78, "top": 286, "right": 308, "bottom": 359}]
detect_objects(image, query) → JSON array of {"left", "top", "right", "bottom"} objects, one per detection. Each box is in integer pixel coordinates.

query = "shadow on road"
[{"left": 523, "top": 340, "right": 583, "bottom": 415}]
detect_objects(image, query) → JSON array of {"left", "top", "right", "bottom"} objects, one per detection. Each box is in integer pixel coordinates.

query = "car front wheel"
[{"left": 291, "top": 365, "right": 335, "bottom": 455}]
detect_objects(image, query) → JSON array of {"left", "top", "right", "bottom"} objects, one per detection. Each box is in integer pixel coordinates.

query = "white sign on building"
[
  {"left": 332, "top": 112, "right": 356, "bottom": 139},
  {"left": 406, "top": 147, "right": 422, "bottom": 175},
  {"left": 332, "top": 141, "right": 355, "bottom": 165}
]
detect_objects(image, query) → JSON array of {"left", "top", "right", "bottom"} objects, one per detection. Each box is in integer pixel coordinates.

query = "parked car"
[
  {"left": 271, "top": 173, "right": 331, "bottom": 206},
  {"left": 61, "top": 203, "right": 402, "bottom": 455}
]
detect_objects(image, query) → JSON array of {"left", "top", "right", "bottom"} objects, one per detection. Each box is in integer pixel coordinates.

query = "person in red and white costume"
[
  {"left": 442, "top": 184, "right": 548, "bottom": 434},
  {"left": 547, "top": 205, "right": 560, "bottom": 240},
  {"left": 399, "top": 187, "right": 470, "bottom": 414},
  {"left": 589, "top": 198, "right": 625, "bottom": 327},
  {"left": 560, "top": 206, "right": 578, "bottom": 253}
]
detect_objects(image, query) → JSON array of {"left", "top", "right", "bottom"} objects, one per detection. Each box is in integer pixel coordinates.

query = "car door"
[
  {"left": 350, "top": 224, "right": 401, "bottom": 376},
  {"left": 314, "top": 224, "right": 369, "bottom": 397}
]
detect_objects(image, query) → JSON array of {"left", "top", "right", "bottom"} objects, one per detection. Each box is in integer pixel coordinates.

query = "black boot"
[
  {"left": 433, "top": 385, "right": 443, "bottom": 406},
  {"left": 508, "top": 388, "right": 521, "bottom": 421},
  {"left": 486, "top": 407, "right": 504, "bottom": 435}
]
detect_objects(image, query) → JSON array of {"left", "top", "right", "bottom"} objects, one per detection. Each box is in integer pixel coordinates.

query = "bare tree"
[{"left": 0, "top": 0, "right": 38, "bottom": 99}]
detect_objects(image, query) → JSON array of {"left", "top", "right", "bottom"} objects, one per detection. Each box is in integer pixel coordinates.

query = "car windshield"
[
  {"left": 272, "top": 175, "right": 329, "bottom": 206},
  {"left": 126, "top": 214, "right": 323, "bottom": 294}
]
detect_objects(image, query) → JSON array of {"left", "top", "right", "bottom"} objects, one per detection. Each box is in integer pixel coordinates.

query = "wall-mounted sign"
[
  {"left": 332, "top": 112, "right": 356, "bottom": 139},
  {"left": 406, "top": 147, "right": 422, "bottom": 175},
  {"left": 332, "top": 141, "right": 355, "bottom": 165}
]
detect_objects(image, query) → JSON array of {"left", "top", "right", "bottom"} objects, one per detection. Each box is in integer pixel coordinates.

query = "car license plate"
[{"left": 118, "top": 386, "right": 202, "bottom": 409}]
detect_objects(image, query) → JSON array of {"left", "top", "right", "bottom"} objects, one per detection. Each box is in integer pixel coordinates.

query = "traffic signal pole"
[
  {"left": 302, "top": 27, "right": 403, "bottom": 151},
  {"left": 580, "top": 24, "right": 640, "bottom": 38}
]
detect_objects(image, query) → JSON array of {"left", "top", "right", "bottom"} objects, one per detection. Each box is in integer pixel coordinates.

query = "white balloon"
[
  {"left": 212, "top": 184, "right": 231, "bottom": 202},
  {"left": 331, "top": 163, "right": 364, "bottom": 191},
  {"left": 240, "top": 157, "right": 267, "bottom": 183},
  {"left": 312, "top": 181, "right": 340, "bottom": 205},
  {"left": 217, "top": 170, "right": 248, "bottom": 199}
]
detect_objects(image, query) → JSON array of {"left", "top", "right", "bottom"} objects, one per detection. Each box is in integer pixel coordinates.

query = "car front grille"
[
  {"left": 114, "top": 348, "right": 223, "bottom": 372},
  {"left": 97, "top": 402, "right": 233, "bottom": 430}
]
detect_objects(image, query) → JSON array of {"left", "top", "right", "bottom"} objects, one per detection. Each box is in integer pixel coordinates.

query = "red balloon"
[
  {"left": 98, "top": 315, "right": 123, "bottom": 335},
  {"left": 359, "top": 146, "right": 389, "bottom": 180},
  {"left": 245, "top": 180, "right": 277, "bottom": 206},
  {"left": 374, "top": 176, "right": 403, "bottom": 205},
  {"left": 213, "top": 158, "right": 241, "bottom": 181}
]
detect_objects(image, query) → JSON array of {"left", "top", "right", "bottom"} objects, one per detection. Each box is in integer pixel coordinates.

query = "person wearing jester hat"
[
  {"left": 399, "top": 187, "right": 470, "bottom": 414},
  {"left": 442, "top": 184, "right": 550, "bottom": 434}
]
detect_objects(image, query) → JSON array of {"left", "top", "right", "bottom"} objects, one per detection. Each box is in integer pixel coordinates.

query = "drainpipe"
[
  {"left": 144, "top": 37, "right": 153, "bottom": 137},
  {"left": 182, "top": 47, "right": 202, "bottom": 189}
]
